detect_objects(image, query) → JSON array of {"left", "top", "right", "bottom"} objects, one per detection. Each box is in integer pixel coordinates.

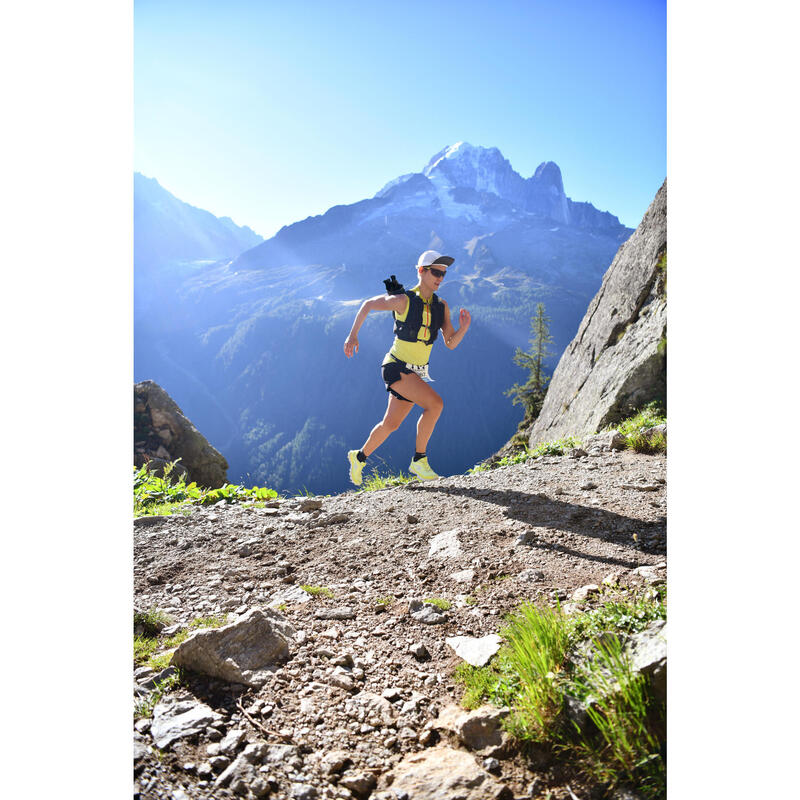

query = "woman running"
[{"left": 343, "top": 249, "right": 471, "bottom": 485}]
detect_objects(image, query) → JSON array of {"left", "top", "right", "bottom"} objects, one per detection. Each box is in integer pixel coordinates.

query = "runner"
[{"left": 343, "top": 249, "right": 472, "bottom": 486}]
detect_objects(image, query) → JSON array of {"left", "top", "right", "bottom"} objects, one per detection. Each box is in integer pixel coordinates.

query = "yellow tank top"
[{"left": 382, "top": 287, "right": 435, "bottom": 366}]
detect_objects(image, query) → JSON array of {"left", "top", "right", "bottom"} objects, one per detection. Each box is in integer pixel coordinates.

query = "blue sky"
[{"left": 135, "top": 0, "right": 665, "bottom": 237}]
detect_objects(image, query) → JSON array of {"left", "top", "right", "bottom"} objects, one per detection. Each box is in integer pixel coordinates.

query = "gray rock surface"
[
  {"left": 171, "top": 607, "right": 295, "bottom": 687},
  {"left": 530, "top": 180, "right": 666, "bottom": 447},
  {"left": 134, "top": 380, "right": 229, "bottom": 488}
]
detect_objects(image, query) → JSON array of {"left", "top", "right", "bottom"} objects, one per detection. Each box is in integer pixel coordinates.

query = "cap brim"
[{"left": 432, "top": 256, "right": 454, "bottom": 267}]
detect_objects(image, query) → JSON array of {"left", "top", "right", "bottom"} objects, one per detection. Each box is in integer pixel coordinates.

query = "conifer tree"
[{"left": 505, "top": 303, "right": 554, "bottom": 430}]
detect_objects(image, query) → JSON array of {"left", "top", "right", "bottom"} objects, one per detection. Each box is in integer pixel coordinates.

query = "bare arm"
[
  {"left": 344, "top": 293, "right": 408, "bottom": 357},
  {"left": 440, "top": 300, "right": 471, "bottom": 350}
]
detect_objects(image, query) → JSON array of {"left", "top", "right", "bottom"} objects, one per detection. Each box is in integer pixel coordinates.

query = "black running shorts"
[{"left": 381, "top": 358, "right": 414, "bottom": 403}]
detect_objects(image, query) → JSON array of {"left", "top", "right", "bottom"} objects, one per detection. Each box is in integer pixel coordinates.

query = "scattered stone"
[
  {"left": 314, "top": 607, "right": 356, "bottom": 620},
  {"left": 571, "top": 584, "right": 600, "bottom": 602},
  {"left": 290, "top": 783, "right": 317, "bottom": 800},
  {"left": 321, "top": 749, "right": 351, "bottom": 775},
  {"left": 516, "top": 568, "right": 545, "bottom": 582},
  {"left": 298, "top": 498, "right": 323, "bottom": 512},
  {"left": 410, "top": 642, "right": 430, "bottom": 661},
  {"left": 580, "top": 481, "right": 598, "bottom": 490},
  {"left": 339, "top": 770, "right": 377, "bottom": 798},
  {"left": 435, "top": 704, "right": 510, "bottom": 756},
  {"left": 409, "top": 600, "right": 447, "bottom": 625},
  {"left": 568, "top": 448, "right": 588, "bottom": 458},
  {"left": 445, "top": 634, "right": 502, "bottom": 667},
  {"left": 218, "top": 728, "right": 246, "bottom": 756},
  {"left": 171, "top": 607, "right": 295, "bottom": 687},
  {"left": 387, "top": 746, "right": 510, "bottom": 800},
  {"left": 407, "top": 514, "right": 420, "bottom": 524},
  {"left": 267, "top": 584, "right": 313, "bottom": 608},
  {"left": 428, "top": 529, "right": 463, "bottom": 560},
  {"left": 448, "top": 568, "right": 475, "bottom": 585}
]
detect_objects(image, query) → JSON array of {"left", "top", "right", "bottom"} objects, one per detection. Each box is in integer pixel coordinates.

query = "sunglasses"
[{"left": 423, "top": 266, "right": 447, "bottom": 279}]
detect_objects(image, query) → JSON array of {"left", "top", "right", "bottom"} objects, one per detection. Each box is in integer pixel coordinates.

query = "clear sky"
[{"left": 135, "top": 0, "right": 665, "bottom": 237}]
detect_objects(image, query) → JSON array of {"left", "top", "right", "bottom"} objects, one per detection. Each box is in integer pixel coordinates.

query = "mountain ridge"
[{"left": 134, "top": 144, "right": 643, "bottom": 494}]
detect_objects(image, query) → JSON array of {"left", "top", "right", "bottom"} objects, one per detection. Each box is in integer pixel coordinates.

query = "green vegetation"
[
  {"left": 359, "top": 470, "right": 415, "bottom": 492},
  {"left": 505, "top": 303, "right": 554, "bottom": 431},
  {"left": 453, "top": 587, "right": 666, "bottom": 799},
  {"left": 468, "top": 436, "right": 580, "bottom": 474},
  {"left": 423, "top": 597, "right": 451, "bottom": 610},
  {"left": 375, "top": 595, "right": 395, "bottom": 607},
  {"left": 134, "top": 670, "right": 184, "bottom": 719},
  {"left": 134, "top": 460, "right": 278, "bottom": 518},
  {"left": 611, "top": 402, "right": 666, "bottom": 455},
  {"left": 133, "top": 612, "right": 229, "bottom": 670},
  {"left": 464, "top": 596, "right": 478, "bottom": 606},
  {"left": 301, "top": 585, "right": 334, "bottom": 598},
  {"left": 134, "top": 606, "right": 173, "bottom": 637}
]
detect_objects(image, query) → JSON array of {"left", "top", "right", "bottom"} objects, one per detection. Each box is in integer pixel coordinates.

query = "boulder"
[
  {"left": 134, "top": 380, "right": 228, "bottom": 488},
  {"left": 171, "top": 607, "right": 295, "bottom": 687},
  {"left": 386, "top": 746, "right": 511, "bottom": 799},
  {"left": 530, "top": 181, "right": 666, "bottom": 447}
]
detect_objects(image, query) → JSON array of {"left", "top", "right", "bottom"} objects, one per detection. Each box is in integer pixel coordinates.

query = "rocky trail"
[{"left": 133, "top": 439, "right": 666, "bottom": 800}]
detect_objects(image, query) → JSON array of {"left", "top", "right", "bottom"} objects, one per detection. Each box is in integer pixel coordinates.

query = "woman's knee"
[
  {"left": 425, "top": 393, "right": 444, "bottom": 414},
  {"left": 382, "top": 416, "right": 402, "bottom": 433}
]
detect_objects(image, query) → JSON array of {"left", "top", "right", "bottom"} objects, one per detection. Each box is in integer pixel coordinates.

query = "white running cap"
[{"left": 416, "top": 249, "right": 454, "bottom": 269}]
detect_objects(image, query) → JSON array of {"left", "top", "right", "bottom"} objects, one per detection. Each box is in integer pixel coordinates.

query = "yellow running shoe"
[
  {"left": 348, "top": 450, "right": 365, "bottom": 486},
  {"left": 409, "top": 456, "right": 439, "bottom": 481}
]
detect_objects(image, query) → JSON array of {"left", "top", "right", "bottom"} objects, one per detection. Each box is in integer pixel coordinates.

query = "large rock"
[
  {"left": 171, "top": 608, "right": 295, "bottom": 687},
  {"left": 386, "top": 746, "right": 511, "bottom": 799},
  {"left": 134, "top": 380, "right": 228, "bottom": 488},
  {"left": 529, "top": 180, "right": 666, "bottom": 447},
  {"left": 150, "top": 696, "right": 223, "bottom": 749},
  {"left": 434, "top": 704, "right": 511, "bottom": 757}
]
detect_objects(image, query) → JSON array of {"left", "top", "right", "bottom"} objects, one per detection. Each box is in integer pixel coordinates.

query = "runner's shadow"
[{"left": 408, "top": 483, "right": 665, "bottom": 569}]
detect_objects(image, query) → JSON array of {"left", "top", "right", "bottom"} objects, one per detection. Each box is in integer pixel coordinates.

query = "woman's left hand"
[{"left": 459, "top": 308, "right": 471, "bottom": 328}]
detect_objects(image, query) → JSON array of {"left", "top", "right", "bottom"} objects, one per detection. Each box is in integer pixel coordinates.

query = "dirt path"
[{"left": 134, "top": 447, "right": 666, "bottom": 800}]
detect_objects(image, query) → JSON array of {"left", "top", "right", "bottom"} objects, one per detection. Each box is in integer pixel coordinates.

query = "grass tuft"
[
  {"left": 424, "top": 597, "right": 451, "bottom": 611},
  {"left": 452, "top": 588, "right": 666, "bottom": 799},
  {"left": 359, "top": 471, "right": 415, "bottom": 492},
  {"left": 301, "top": 585, "right": 334, "bottom": 599}
]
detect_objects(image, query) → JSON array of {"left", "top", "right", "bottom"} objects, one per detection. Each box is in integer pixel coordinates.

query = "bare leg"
[
  {"left": 361, "top": 394, "right": 414, "bottom": 457},
  {"left": 384, "top": 372, "right": 443, "bottom": 453}
]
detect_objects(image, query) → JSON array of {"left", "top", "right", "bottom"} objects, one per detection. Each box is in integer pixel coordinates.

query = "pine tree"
[{"left": 505, "top": 303, "right": 554, "bottom": 430}]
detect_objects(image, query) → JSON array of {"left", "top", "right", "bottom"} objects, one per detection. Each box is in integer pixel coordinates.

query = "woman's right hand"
[{"left": 344, "top": 334, "right": 359, "bottom": 358}]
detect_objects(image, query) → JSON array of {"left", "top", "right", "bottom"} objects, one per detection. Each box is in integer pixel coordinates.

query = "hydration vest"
[{"left": 393, "top": 290, "right": 445, "bottom": 345}]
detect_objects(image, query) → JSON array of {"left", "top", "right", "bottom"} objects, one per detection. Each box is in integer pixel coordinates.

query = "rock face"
[
  {"left": 134, "top": 380, "right": 228, "bottom": 488},
  {"left": 529, "top": 180, "right": 667, "bottom": 447}
]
